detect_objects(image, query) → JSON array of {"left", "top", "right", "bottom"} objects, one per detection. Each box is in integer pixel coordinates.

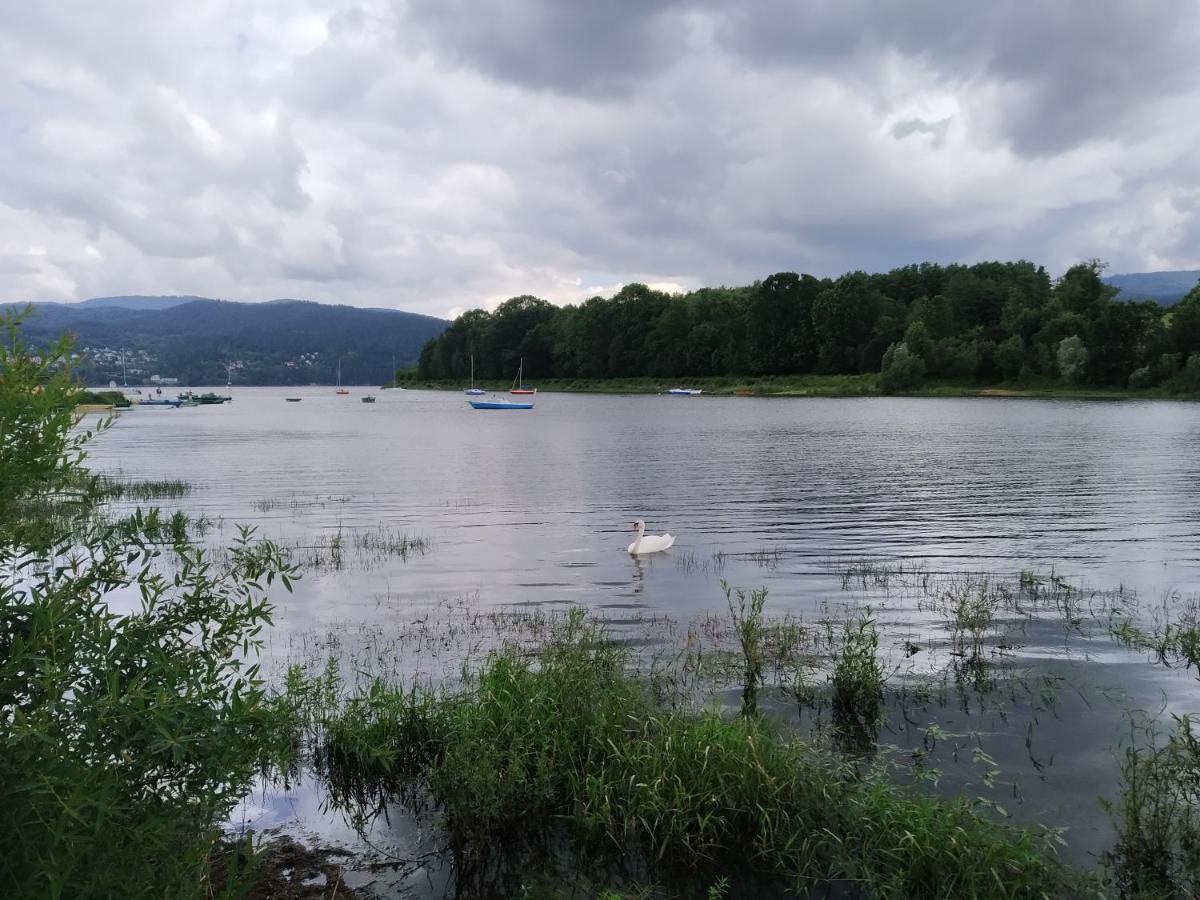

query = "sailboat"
[
  {"left": 335, "top": 359, "right": 349, "bottom": 395},
  {"left": 465, "top": 354, "right": 485, "bottom": 395},
  {"left": 384, "top": 354, "right": 407, "bottom": 391},
  {"left": 509, "top": 357, "right": 536, "bottom": 395}
]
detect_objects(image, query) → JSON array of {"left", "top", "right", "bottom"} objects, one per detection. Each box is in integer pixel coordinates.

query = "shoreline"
[{"left": 388, "top": 375, "right": 1197, "bottom": 401}]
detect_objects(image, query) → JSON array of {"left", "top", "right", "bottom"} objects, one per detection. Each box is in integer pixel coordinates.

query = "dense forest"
[
  {"left": 8, "top": 297, "right": 447, "bottom": 386},
  {"left": 416, "top": 261, "right": 1200, "bottom": 393}
]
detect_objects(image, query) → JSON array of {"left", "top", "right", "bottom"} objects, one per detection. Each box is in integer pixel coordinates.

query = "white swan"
[{"left": 627, "top": 519, "right": 675, "bottom": 555}]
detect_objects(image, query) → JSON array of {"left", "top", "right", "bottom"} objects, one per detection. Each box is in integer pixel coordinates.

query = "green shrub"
[
  {"left": 0, "top": 315, "right": 296, "bottom": 899},
  {"left": 1057, "top": 335, "right": 1089, "bottom": 384},
  {"left": 880, "top": 341, "right": 926, "bottom": 394}
]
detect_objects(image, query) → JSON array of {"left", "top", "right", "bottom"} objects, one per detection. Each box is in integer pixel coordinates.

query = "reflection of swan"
[
  {"left": 630, "top": 554, "right": 645, "bottom": 593},
  {"left": 627, "top": 519, "right": 675, "bottom": 555}
]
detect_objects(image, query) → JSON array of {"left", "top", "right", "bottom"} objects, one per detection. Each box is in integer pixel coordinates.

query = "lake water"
[{"left": 85, "top": 387, "right": 1200, "bottom": 888}]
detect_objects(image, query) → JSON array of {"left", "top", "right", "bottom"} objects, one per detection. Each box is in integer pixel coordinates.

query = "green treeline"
[{"left": 417, "top": 261, "right": 1200, "bottom": 393}]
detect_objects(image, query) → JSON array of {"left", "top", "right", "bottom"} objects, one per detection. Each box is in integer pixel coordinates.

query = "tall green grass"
[
  {"left": 830, "top": 608, "right": 886, "bottom": 749},
  {"left": 1103, "top": 714, "right": 1200, "bottom": 899},
  {"left": 277, "top": 611, "right": 1093, "bottom": 899}
]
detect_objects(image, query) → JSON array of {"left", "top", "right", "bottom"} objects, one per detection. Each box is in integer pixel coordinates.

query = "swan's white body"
[{"left": 627, "top": 519, "right": 675, "bottom": 555}]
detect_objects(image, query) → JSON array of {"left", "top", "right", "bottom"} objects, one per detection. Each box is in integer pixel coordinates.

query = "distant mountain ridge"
[
  {"left": 74, "top": 295, "right": 204, "bottom": 311},
  {"left": 4, "top": 295, "right": 448, "bottom": 386},
  {"left": 1105, "top": 270, "right": 1200, "bottom": 305}
]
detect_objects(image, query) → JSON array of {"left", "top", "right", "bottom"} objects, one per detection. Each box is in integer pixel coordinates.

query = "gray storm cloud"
[{"left": 0, "top": 0, "right": 1197, "bottom": 316}]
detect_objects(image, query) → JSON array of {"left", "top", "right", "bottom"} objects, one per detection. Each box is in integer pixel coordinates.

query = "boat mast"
[{"left": 121, "top": 349, "right": 127, "bottom": 387}]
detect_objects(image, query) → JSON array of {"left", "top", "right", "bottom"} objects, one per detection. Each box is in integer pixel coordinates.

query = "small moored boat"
[
  {"left": 510, "top": 357, "right": 536, "bottom": 395},
  {"left": 285, "top": 397, "right": 302, "bottom": 402},
  {"left": 666, "top": 388, "right": 703, "bottom": 396},
  {"left": 361, "top": 395, "right": 376, "bottom": 403},
  {"left": 179, "top": 391, "right": 231, "bottom": 404},
  {"left": 469, "top": 396, "right": 534, "bottom": 410}
]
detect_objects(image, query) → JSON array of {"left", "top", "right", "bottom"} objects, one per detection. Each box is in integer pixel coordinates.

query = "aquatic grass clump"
[
  {"left": 1103, "top": 714, "right": 1200, "bottom": 899},
  {"left": 298, "top": 525, "right": 431, "bottom": 572},
  {"left": 351, "top": 526, "right": 430, "bottom": 561},
  {"left": 95, "top": 476, "right": 193, "bottom": 501},
  {"left": 723, "top": 581, "right": 768, "bottom": 716},
  {"left": 949, "top": 578, "right": 1002, "bottom": 649},
  {"left": 292, "top": 613, "right": 1091, "bottom": 900},
  {"left": 830, "top": 608, "right": 886, "bottom": 749},
  {"left": 1109, "top": 598, "right": 1200, "bottom": 680}
]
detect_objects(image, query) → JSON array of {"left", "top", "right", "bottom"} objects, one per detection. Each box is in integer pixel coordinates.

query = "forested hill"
[
  {"left": 418, "top": 261, "right": 1200, "bottom": 393},
  {"left": 7, "top": 297, "right": 447, "bottom": 386}
]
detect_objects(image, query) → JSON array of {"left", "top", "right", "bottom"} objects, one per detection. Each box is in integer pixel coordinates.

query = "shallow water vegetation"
[
  {"left": 297, "top": 525, "right": 431, "bottom": 572},
  {"left": 1109, "top": 594, "right": 1200, "bottom": 679},
  {"left": 275, "top": 611, "right": 1093, "bottom": 900},
  {"left": 723, "top": 581, "right": 768, "bottom": 716},
  {"left": 96, "top": 476, "right": 193, "bottom": 501},
  {"left": 830, "top": 608, "right": 886, "bottom": 750},
  {"left": 351, "top": 525, "right": 431, "bottom": 560},
  {"left": 1103, "top": 714, "right": 1200, "bottom": 899}
]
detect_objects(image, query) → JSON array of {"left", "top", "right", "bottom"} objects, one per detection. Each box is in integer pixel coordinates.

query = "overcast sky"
[{"left": 2, "top": 1, "right": 1198, "bottom": 318}]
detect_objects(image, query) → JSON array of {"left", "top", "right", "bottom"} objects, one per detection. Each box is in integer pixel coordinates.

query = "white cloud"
[{"left": 0, "top": 0, "right": 1198, "bottom": 316}]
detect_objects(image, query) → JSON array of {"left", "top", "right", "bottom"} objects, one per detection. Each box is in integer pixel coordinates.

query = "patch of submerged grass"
[
  {"left": 351, "top": 526, "right": 430, "bottom": 560},
  {"left": 96, "top": 476, "right": 192, "bottom": 500},
  {"left": 1109, "top": 596, "right": 1200, "bottom": 679},
  {"left": 297, "top": 525, "right": 430, "bottom": 572},
  {"left": 278, "top": 611, "right": 1092, "bottom": 900}
]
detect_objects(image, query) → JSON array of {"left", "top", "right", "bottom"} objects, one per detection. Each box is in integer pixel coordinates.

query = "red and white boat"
[{"left": 509, "top": 357, "right": 536, "bottom": 395}]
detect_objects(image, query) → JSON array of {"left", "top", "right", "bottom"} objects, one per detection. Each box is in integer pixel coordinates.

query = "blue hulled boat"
[{"left": 468, "top": 396, "right": 534, "bottom": 410}]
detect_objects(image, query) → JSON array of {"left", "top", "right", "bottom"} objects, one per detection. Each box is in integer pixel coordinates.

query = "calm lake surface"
[{"left": 85, "top": 388, "right": 1200, "bottom": 887}]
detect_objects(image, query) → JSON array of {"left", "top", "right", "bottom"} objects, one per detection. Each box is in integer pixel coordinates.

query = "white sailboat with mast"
[{"left": 465, "top": 354, "right": 485, "bottom": 395}]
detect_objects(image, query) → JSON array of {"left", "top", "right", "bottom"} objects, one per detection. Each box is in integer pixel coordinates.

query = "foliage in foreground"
[
  {"left": 282, "top": 613, "right": 1092, "bottom": 900},
  {"left": 1103, "top": 715, "right": 1200, "bottom": 900},
  {"left": 0, "top": 314, "right": 294, "bottom": 899}
]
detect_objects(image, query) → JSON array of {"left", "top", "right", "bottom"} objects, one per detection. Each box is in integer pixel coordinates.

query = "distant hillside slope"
[
  {"left": 1105, "top": 270, "right": 1200, "bottom": 305},
  {"left": 5, "top": 297, "right": 448, "bottom": 386},
  {"left": 76, "top": 295, "right": 205, "bottom": 311}
]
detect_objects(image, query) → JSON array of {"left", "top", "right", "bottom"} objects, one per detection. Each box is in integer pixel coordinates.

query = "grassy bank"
[{"left": 393, "top": 374, "right": 1196, "bottom": 400}]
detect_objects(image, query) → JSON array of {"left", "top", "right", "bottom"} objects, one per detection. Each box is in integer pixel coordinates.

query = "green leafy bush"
[
  {"left": 880, "top": 341, "right": 926, "bottom": 394},
  {"left": 0, "top": 313, "right": 296, "bottom": 899}
]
